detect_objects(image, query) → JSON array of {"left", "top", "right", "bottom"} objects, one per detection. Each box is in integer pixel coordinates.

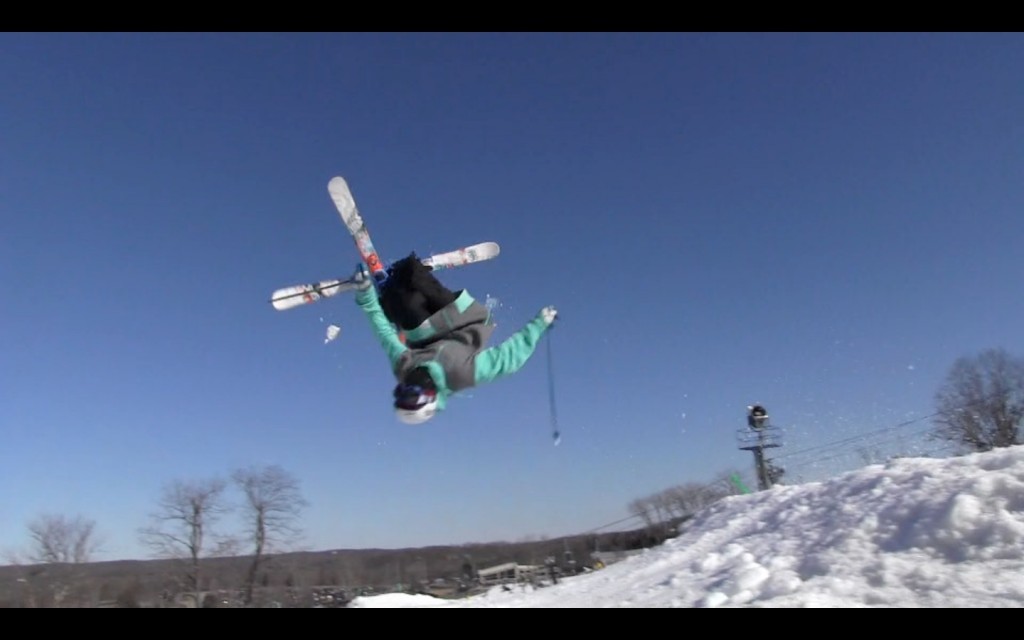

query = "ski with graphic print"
[
  {"left": 269, "top": 241, "right": 500, "bottom": 311},
  {"left": 328, "top": 175, "right": 390, "bottom": 285}
]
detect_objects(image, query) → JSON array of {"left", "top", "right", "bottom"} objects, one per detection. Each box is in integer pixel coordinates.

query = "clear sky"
[
  {"left": 351, "top": 445, "right": 1024, "bottom": 607},
  {"left": 2, "top": 33, "right": 1023, "bottom": 562}
]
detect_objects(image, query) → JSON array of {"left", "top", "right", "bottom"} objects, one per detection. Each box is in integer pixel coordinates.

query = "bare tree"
[
  {"left": 663, "top": 482, "right": 728, "bottom": 517},
  {"left": 628, "top": 494, "right": 674, "bottom": 540},
  {"left": 138, "top": 478, "right": 230, "bottom": 607},
  {"left": 629, "top": 479, "right": 736, "bottom": 544},
  {"left": 627, "top": 497, "right": 656, "bottom": 528},
  {"left": 231, "top": 464, "right": 308, "bottom": 606},
  {"left": 26, "top": 514, "right": 101, "bottom": 565},
  {"left": 5, "top": 515, "right": 105, "bottom": 607},
  {"left": 933, "top": 348, "right": 1024, "bottom": 452}
]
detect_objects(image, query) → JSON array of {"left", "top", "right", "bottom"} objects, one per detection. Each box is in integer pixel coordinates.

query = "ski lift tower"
[{"left": 736, "top": 404, "right": 784, "bottom": 491}]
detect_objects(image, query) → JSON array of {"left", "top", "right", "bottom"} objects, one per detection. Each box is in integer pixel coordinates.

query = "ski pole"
[{"left": 547, "top": 330, "right": 560, "bottom": 445}]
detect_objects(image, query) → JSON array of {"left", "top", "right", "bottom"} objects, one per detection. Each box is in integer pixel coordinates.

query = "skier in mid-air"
[{"left": 352, "top": 254, "right": 557, "bottom": 424}]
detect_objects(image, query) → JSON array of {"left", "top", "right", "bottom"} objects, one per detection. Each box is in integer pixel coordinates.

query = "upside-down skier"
[{"left": 352, "top": 254, "right": 557, "bottom": 424}]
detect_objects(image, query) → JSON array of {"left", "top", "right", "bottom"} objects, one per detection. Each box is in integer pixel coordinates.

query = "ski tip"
[{"left": 327, "top": 176, "right": 352, "bottom": 200}]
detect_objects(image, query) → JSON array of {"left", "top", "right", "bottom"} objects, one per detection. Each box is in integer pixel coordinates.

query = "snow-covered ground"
[{"left": 351, "top": 446, "right": 1024, "bottom": 607}]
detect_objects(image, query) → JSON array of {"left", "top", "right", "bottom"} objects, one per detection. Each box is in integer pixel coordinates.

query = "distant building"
[{"left": 476, "top": 562, "right": 544, "bottom": 586}]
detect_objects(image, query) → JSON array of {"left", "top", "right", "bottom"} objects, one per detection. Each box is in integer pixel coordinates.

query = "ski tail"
[{"left": 328, "top": 176, "right": 387, "bottom": 283}]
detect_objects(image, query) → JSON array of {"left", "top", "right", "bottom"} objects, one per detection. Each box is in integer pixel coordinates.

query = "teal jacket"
[{"left": 355, "top": 285, "right": 551, "bottom": 412}]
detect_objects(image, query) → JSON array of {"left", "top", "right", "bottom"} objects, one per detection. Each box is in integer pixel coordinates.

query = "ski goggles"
[{"left": 393, "top": 383, "right": 437, "bottom": 410}]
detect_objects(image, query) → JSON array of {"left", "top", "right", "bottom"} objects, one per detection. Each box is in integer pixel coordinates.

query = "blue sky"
[{"left": 2, "top": 33, "right": 1023, "bottom": 562}]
